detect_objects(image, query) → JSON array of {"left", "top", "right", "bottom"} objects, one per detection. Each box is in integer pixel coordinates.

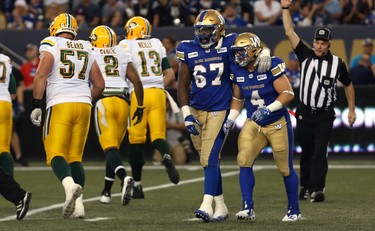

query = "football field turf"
[{"left": 1, "top": 159, "right": 374, "bottom": 231}]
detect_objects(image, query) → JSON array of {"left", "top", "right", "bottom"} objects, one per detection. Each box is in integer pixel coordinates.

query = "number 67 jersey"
[
  {"left": 39, "top": 36, "right": 96, "bottom": 109},
  {"left": 176, "top": 33, "right": 237, "bottom": 111}
]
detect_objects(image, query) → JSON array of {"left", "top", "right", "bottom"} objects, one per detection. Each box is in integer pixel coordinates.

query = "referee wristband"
[{"left": 282, "top": 7, "right": 289, "bottom": 9}]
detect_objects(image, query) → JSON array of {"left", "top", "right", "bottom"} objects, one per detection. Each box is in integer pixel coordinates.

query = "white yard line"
[{"left": 1, "top": 164, "right": 374, "bottom": 222}]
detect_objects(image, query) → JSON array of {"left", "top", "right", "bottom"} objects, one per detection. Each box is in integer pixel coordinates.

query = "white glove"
[
  {"left": 255, "top": 48, "right": 271, "bottom": 73},
  {"left": 30, "top": 108, "right": 42, "bottom": 126}
]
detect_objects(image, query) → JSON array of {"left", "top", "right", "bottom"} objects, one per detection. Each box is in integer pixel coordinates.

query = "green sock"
[
  {"left": 0, "top": 152, "right": 14, "bottom": 177},
  {"left": 129, "top": 144, "right": 145, "bottom": 182},
  {"left": 103, "top": 161, "right": 115, "bottom": 193},
  {"left": 51, "top": 156, "right": 71, "bottom": 182},
  {"left": 152, "top": 139, "right": 170, "bottom": 157},
  {"left": 70, "top": 161, "right": 85, "bottom": 188},
  {"left": 105, "top": 148, "right": 126, "bottom": 180}
]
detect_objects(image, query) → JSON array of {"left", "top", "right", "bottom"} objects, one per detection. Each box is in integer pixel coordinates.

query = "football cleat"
[
  {"left": 282, "top": 210, "right": 302, "bottom": 222},
  {"left": 162, "top": 154, "right": 180, "bottom": 184},
  {"left": 132, "top": 184, "right": 145, "bottom": 199},
  {"left": 71, "top": 194, "right": 84, "bottom": 218},
  {"left": 99, "top": 190, "right": 111, "bottom": 204},
  {"left": 194, "top": 204, "right": 213, "bottom": 222},
  {"left": 235, "top": 208, "right": 256, "bottom": 221},
  {"left": 16, "top": 191, "right": 32, "bottom": 220},
  {"left": 299, "top": 187, "right": 309, "bottom": 200},
  {"left": 310, "top": 191, "right": 325, "bottom": 203},
  {"left": 121, "top": 176, "right": 134, "bottom": 205},
  {"left": 211, "top": 204, "right": 229, "bottom": 222},
  {"left": 63, "top": 184, "right": 82, "bottom": 219}
]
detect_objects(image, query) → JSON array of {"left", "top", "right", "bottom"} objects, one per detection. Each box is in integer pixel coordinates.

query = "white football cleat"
[
  {"left": 63, "top": 184, "right": 82, "bottom": 219},
  {"left": 211, "top": 204, "right": 229, "bottom": 222},
  {"left": 282, "top": 210, "right": 302, "bottom": 222},
  {"left": 235, "top": 208, "right": 256, "bottom": 220},
  {"left": 194, "top": 204, "right": 213, "bottom": 222},
  {"left": 71, "top": 194, "right": 85, "bottom": 218},
  {"left": 99, "top": 190, "right": 111, "bottom": 204},
  {"left": 121, "top": 176, "right": 134, "bottom": 205}
]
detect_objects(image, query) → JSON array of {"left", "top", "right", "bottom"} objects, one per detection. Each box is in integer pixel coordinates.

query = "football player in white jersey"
[
  {"left": 30, "top": 13, "right": 105, "bottom": 219},
  {"left": 120, "top": 16, "right": 179, "bottom": 198},
  {"left": 89, "top": 25, "right": 144, "bottom": 205},
  {"left": 0, "top": 53, "right": 32, "bottom": 220}
]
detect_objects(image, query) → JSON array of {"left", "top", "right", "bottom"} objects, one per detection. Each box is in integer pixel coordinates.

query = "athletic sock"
[
  {"left": 0, "top": 152, "right": 14, "bottom": 176},
  {"left": 70, "top": 161, "right": 85, "bottom": 188},
  {"left": 129, "top": 144, "right": 145, "bottom": 181},
  {"left": 51, "top": 156, "right": 71, "bottom": 182},
  {"left": 152, "top": 139, "right": 170, "bottom": 157}
]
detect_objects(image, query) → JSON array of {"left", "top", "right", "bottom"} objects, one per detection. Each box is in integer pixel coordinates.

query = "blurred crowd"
[{"left": 1, "top": 0, "right": 375, "bottom": 30}]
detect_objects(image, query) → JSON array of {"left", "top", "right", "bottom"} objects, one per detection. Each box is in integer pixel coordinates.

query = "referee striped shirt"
[{"left": 294, "top": 40, "right": 352, "bottom": 110}]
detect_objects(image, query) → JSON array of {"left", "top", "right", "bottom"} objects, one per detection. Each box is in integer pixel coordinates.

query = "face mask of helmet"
[{"left": 194, "top": 25, "right": 219, "bottom": 48}]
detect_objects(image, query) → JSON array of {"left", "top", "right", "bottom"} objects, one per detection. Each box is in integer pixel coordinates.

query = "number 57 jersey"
[
  {"left": 39, "top": 36, "right": 96, "bottom": 109},
  {"left": 176, "top": 33, "right": 237, "bottom": 111}
]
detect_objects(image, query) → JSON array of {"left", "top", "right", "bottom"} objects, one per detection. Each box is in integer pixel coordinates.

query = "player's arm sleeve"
[
  {"left": 270, "top": 57, "right": 286, "bottom": 79},
  {"left": 39, "top": 37, "right": 56, "bottom": 54},
  {"left": 8, "top": 73, "right": 16, "bottom": 94},
  {"left": 161, "top": 57, "right": 171, "bottom": 70}
]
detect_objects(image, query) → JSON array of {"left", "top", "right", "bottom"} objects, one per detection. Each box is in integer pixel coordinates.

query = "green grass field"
[{"left": 1, "top": 159, "right": 374, "bottom": 231}]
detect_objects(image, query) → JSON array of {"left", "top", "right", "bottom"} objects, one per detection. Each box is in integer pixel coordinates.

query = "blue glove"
[
  {"left": 223, "top": 119, "right": 234, "bottom": 135},
  {"left": 251, "top": 107, "right": 271, "bottom": 123},
  {"left": 184, "top": 115, "right": 201, "bottom": 136}
]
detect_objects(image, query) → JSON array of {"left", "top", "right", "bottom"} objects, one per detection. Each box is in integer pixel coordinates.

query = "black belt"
[{"left": 300, "top": 104, "right": 331, "bottom": 114}]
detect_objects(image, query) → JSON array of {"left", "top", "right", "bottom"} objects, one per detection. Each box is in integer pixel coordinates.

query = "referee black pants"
[
  {"left": 296, "top": 104, "right": 335, "bottom": 193},
  {"left": 0, "top": 168, "right": 26, "bottom": 205}
]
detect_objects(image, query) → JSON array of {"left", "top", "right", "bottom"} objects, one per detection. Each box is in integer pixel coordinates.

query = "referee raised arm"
[{"left": 281, "top": 0, "right": 356, "bottom": 203}]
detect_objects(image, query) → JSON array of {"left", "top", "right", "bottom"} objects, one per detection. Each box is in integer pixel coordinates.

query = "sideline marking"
[{"left": 1, "top": 164, "right": 374, "bottom": 221}]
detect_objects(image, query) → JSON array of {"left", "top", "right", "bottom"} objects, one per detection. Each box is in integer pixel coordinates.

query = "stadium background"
[{"left": 1, "top": 26, "right": 374, "bottom": 160}]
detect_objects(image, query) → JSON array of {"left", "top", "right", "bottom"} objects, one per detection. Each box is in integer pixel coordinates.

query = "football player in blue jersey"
[
  {"left": 176, "top": 9, "right": 271, "bottom": 222},
  {"left": 223, "top": 32, "right": 301, "bottom": 222}
]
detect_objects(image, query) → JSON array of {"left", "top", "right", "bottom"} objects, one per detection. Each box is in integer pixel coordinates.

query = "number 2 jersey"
[
  {"left": 176, "top": 33, "right": 237, "bottom": 111},
  {"left": 39, "top": 36, "right": 97, "bottom": 109},
  {"left": 118, "top": 38, "right": 167, "bottom": 92},
  {"left": 91, "top": 44, "right": 131, "bottom": 93},
  {"left": 230, "top": 56, "right": 290, "bottom": 127}
]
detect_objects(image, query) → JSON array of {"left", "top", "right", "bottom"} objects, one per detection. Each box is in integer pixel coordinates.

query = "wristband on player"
[
  {"left": 227, "top": 109, "right": 240, "bottom": 121},
  {"left": 181, "top": 105, "right": 191, "bottom": 119},
  {"left": 266, "top": 100, "right": 283, "bottom": 112},
  {"left": 31, "top": 98, "right": 42, "bottom": 109}
]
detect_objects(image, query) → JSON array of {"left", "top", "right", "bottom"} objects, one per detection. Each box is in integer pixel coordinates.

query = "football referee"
[{"left": 281, "top": 0, "right": 356, "bottom": 203}]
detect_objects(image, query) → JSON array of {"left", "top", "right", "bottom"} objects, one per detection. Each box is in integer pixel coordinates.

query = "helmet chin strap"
[{"left": 214, "top": 37, "right": 223, "bottom": 50}]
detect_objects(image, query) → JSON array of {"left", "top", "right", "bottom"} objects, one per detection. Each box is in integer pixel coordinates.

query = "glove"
[
  {"left": 223, "top": 119, "right": 235, "bottom": 135},
  {"left": 184, "top": 115, "right": 201, "bottom": 136},
  {"left": 30, "top": 98, "right": 42, "bottom": 127},
  {"left": 30, "top": 108, "right": 42, "bottom": 126},
  {"left": 132, "top": 106, "right": 145, "bottom": 126},
  {"left": 255, "top": 48, "right": 271, "bottom": 73},
  {"left": 251, "top": 107, "right": 271, "bottom": 123}
]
